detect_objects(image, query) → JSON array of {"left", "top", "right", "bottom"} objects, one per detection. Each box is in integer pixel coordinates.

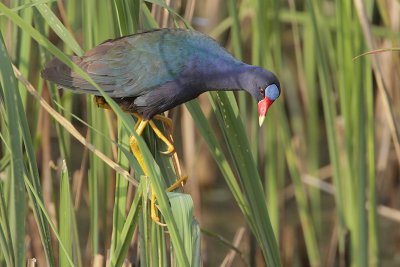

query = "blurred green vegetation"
[{"left": 0, "top": 0, "right": 399, "bottom": 266}]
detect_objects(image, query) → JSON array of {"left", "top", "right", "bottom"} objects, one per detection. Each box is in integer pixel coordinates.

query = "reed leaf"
[{"left": 0, "top": 31, "right": 26, "bottom": 267}]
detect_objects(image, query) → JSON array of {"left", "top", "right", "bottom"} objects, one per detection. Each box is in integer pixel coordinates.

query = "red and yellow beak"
[{"left": 258, "top": 97, "right": 274, "bottom": 126}]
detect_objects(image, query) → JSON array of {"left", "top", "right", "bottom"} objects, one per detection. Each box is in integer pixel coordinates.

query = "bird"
[{"left": 42, "top": 28, "right": 280, "bottom": 222}]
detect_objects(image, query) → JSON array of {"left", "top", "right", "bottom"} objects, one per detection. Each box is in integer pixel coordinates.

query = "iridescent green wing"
[{"left": 67, "top": 29, "right": 191, "bottom": 97}]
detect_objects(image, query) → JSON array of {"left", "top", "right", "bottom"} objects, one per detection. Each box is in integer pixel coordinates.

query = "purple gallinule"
[{"left": 42, "top": 28, "right": 280, "bottom": 222}]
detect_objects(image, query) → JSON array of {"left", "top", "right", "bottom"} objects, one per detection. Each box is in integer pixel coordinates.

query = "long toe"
[{"left": 167, "top": 175, "right": 188, "bottom": 192}]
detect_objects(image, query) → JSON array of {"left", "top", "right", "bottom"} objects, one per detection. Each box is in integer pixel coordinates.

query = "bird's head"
[
  {"left": 250, "top": 68, "right": 281, "bottom": 126},
  {"left": 257, "top": 83, "right": 280, "bottom": 126}
]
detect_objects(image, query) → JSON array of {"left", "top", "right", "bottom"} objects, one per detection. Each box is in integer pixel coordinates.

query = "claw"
[{"left": 160, "top": 144, "right": 175, "bottom": 155}]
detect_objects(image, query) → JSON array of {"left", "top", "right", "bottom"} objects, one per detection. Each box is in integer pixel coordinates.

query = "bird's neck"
[{"left": 202, "top": 64, "right": 258, "bottom": 98}]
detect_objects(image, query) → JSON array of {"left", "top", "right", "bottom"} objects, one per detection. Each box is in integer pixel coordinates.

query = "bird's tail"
[
  {"left": 41, "top": 57, "right": 100, "bottom": 95},
  {"left": 42, "top": 56, "right": 77, "bottom": 88}
]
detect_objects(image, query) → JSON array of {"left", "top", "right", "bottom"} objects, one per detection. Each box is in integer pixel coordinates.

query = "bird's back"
[{"left": 42, "top": 29, "right": 240, "bottom": 98}]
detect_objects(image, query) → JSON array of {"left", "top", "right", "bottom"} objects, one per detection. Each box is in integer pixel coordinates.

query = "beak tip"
[{"left": 258, "top": 116, "right": 266, "bottom": 127}]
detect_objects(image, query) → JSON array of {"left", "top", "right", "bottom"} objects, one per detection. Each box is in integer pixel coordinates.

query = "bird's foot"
[
  {"left": 149, "top": 115, "right": 187, "bottom": 191},
  {"left": 128, "top": 113, "right": 187, "bottom": 225},
  {"left": 131, "top": 113, "right": 175, "bottom": 155},
  {"left": 93, "top": 96, "right": 111, "bottom": 109},
  {"left": 149, "top": 175, "right": 188, "bottom": 226},
  {"left": 129, "top": 120, "right": 175, "bottom": 155}
]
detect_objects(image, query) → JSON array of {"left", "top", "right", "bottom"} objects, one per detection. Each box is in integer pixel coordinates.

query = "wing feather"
[{"left": 42, "top": 29, "right": 191, "bottom": 97}]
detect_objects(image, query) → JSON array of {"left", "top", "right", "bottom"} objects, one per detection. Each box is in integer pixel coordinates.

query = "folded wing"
[{"left": 42, "top": 29, "right": 189, "bottom": 97}]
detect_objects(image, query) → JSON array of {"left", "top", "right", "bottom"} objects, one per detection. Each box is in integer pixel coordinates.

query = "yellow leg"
[
  {"left": 93, "top": 102, "right": 186, "bottom": 223},
  {"left": 129, "top": 116, "right": 188, "bottom": 224},
  {"left": 151, "top": 115, "right": 188, "bottom": 192},
  {"left": 132, "top": 113, "right": 174, "bottom": 154},
  {"left": 151, "top": 190, "right": 157, "bottom": 221},
  {"left": 134, "top": 117, "right": 142, "bottom": 131},
  {"left": 151, "top": 115, "right": 184, "bottom": 177},
  {"left": 94, "top": 97, "right": 188, "bottom": 223},
  {"left": 129, "top": 119, "right": 149, "bottom": 173},
  {"left": 133, "top": 113, "right": 185, "bottom": 183},
  {"left": 150, "top": 190, "right": 167, "bottom": 226},
  {"left": 129, "top": 119, "right": 163, "bottom": 223}
]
